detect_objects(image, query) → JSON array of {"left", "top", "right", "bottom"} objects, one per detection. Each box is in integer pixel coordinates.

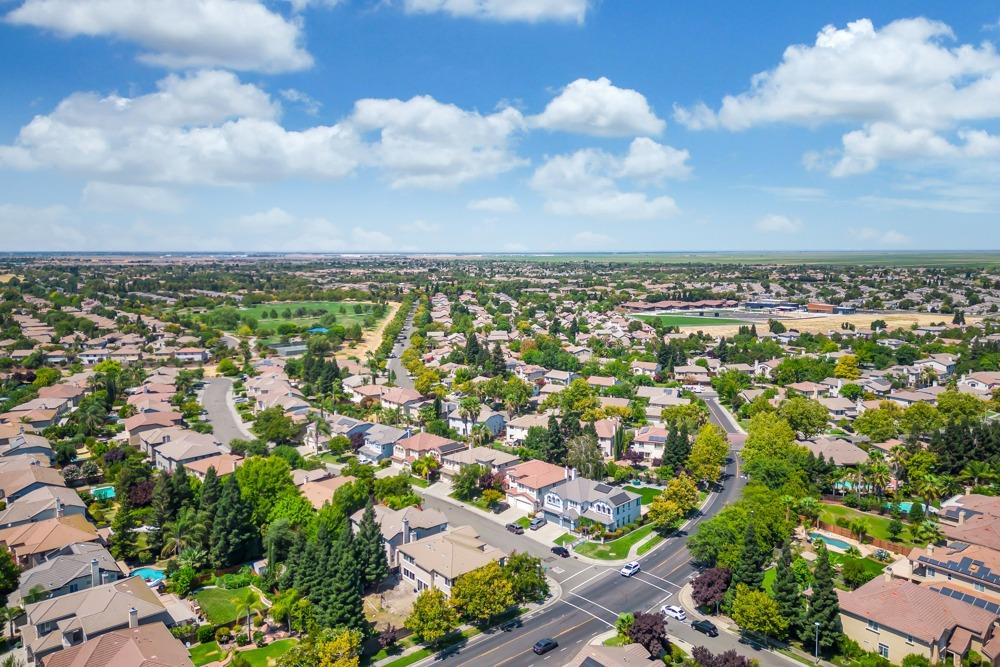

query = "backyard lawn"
[
  {"left": 241, "top": 639, "right": 298, "bottom": 667},
  {"left": 818, "top": 503, "right": 915, "bottom": 545},
  {"left": 625, "top": 485, "right": 661, "bottom": 505},
  {"left": 190, "top": 642, "right": 225, "bottom": 667},
  {"left": 194, "top": 587, "right": 257, "bottom": 626},
  {"left": 574, "top": 525, "right": 655, "bottom": 560}
]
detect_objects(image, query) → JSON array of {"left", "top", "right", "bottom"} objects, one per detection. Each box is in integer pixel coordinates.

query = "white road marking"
[
  {"left": 569, "top": 568, "right": 610, "bottom": 592},
  {"left": 568, "top": 591, "right": 622, "bottom": 618},
  {"left": 630, "top": 574, "right": 671, "bottom": 593},
  {"left": 560, "top": 598, "right": 614, "bottom": 628},
  {"left": 646, "top": 593, "right": 674, "bottom": 613},
  {"left": 638, "top": 570, "right": 681, "bottom": 587}
]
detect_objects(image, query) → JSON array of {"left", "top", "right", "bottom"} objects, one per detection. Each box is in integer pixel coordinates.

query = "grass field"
[
  {"left": 241, "top": 639, "right": 298, "bottom": 667},
  {"left": 818, "top": 503, "right": 916, "bottom": 545},
  {"left": 193, "top": 587, "right": 256, "bottom": 626},
  {"left": 190, "top": 642, "right": 225, "bottom": 666},
  {"left": 624, "top": 485, "right": 662, "bottom": 505},
  {"left": 635, "top": 314, "right": 748, "bottom": 327},
  {"left": 574, "top": 524, "right": 654, "bottom": 560},
  {"left": 239, "top": 300, "right": 381, "bottom": 334}
]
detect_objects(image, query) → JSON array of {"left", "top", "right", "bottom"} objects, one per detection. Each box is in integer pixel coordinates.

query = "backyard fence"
[{"left": 815, "top": 520, "right": 911, "bottom": 555}]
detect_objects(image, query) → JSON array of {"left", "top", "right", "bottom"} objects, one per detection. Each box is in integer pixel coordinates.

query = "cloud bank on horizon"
[{"left": 0, "top": 1, "right": 997, "bottom": 251}]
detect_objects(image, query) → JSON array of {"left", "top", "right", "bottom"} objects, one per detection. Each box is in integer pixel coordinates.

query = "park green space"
[
  {"left": 634, "top": 314, "right": 748, "bottom": 327},
  {"left": 239, "top": 300, "right": 380, "bottom": 333}
]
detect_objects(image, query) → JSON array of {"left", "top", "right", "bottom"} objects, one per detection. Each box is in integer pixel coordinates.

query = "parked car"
[
  {"left": 620, "top": 561, "right": 641, "bottom": 577},
  {"left": 532, "top": 639, "right": 558, "bottom": 655},
  {"left": 506, "top": 523, "right": 524, "bottom": 535},
  {"left": 529, "top": 516, "right": 547, "bottom": 530},
  {"left": 692, "top": 620, "right": 719, "bottom": 637},
  {"left": 492, "top": 502, "right": 510, "bottom": 514},
  {"left": 661, "top": 605, "right": 687, "bottom": 621},
  {"left": 551, "top": 546, "right": 570, "bottom": 558}
]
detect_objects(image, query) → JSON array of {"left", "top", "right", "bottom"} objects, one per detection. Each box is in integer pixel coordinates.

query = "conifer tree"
[
  {"left": 313, "top": 523, "right": 365, "bottom": 631},
  {"left": 211, "top": 475, "right": 259, "bottom": 568},
  {"left": 772, "top": 540, "right": 801, "bottom": 638},
  {"left": 356, "top": 500, "right": 390, "bottom": 589},
  {"left": 543, "top": 415, "right": 566, "bottom": 464},
  {"left": 804, "top": 543, "right": 842, "bottom": 653},
  {"left": 730, "top": 521, "right": 768, "bottom": 590}
]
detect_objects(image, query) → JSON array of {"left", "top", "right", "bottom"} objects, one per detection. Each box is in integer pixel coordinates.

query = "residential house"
[
  {"left": 0, "top": 487, "right": 87, "bottom": 528},
  {"left": 42, "top": 622, "right": 194, "bottom": 667},
  {"left": 358, "top": 424, "right": 409, "bottom": 464},
  {"left": 440, "top": 446, "right": 520, "bottom": 480},
  {"left": 183, "top": 453, "right": 243, "bottom": 481},
  {"left": 630, "top": 360, "right": 660, "bottom": 378},
  {"left": 0, "top": 515, "right": 101, "bottom": 568},
  {"left": 22, "top": 576, "right": 173, "bottom": 664},
  {"left": 504, "top": 459, "right": 567, "bottom": 513},
  {"left": 123, "top": 413, "right": 183, "bottom": 447},
  {"left": 349, "top": 505, "right": 448, "bottom": 567},
  {"left": 12, "top": 543, "right": 121, "bottom": 608},
  {"left": 798, "top": 438, "right": 869, "bottom": 467},
  {"left": 397, "top": 526, "right": 505, "bottom": 596},
  {"left": 446, "top": 405, "right": 506, "bottom": 438},
  {"left": 594, "top": 418, "right": 620, "bottom": 459},
  {"left": 543, "top": 370, "right": 579, "bottom": 386},
  {"left": 0, "top": 433, "right": 54, "bottom": 463},
  {"left": 540, "top": 472, "right": 641, "bottom": 531},
  {"left": 505, "top": 414, "right": 550, "bottom": 446},
  {"left": 174, "top": 348, "right": 209, "bottom": 364},
  {"left": 0, "top": 465, "right": 66, "bottom": 503},
  {"left": 380, "top": 387, "right": 425, "bottom": 417},
  {"left": 299, "top": 476, "right": 356, "bottom": 511},
  {"left": 631, "top": 426, "right": 669, "bottom": 462},
  {"left": 392, "top": 433, "right": 465, "bottom": 465}
]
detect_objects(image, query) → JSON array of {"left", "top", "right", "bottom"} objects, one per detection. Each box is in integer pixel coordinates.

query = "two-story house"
[
  {"left": 440, "top": 446, "right": 520, "bottom": 481},
  {"left": 504, "top": 459, "right": 567, "bottom": 514},
  {"left": 397, "top": 526, "right": 505, "bottom": 596},
  {"left": 540, "top": 473, "right": 641, "bottom": 531}
]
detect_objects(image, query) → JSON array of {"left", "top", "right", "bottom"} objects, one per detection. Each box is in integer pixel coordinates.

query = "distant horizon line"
[{"left": 1, "top": 249, "right": 999, "bottom": 256}]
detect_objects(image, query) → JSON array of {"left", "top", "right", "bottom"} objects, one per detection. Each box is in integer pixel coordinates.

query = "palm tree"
[
  {"left": 960, "top": 461, "right": 995, "bottom": 489},
  {"left": 160, "top": 508, "right": 205, "bottom": 559},
  {"left": 411, "top": 455, "right": 439, "bottom": 481},
  {"left": 234, "top": 589, "right": 263, "bottom": 640},
  {"left": 469, "top": 424, "right": 491, "bottom": 448},
  {"left": 850, "top": 518, "right": 869, "bottom": 543},
  {"left": 458, "top": 397, "right": 480, "bottom": 436},
  {"left": 868, "top": 461, "right": 892, "bottom": 499},
  {"left": 912, "top": 474, "right": 946, "bottom": 511},
  {"left": 910, "top": 519, "right": 943, "bottom": 546},
  {"left": 269, "top": 588, "right": 300, "bottom": 633}
]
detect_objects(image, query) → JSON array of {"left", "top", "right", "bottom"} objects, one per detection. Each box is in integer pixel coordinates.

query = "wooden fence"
[{"left": 815, "top": 520, "right": 911, "bottom": 555}]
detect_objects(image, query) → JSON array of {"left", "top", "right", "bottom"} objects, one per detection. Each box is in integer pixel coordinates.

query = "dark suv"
[
  {"left": 533, "top": 639, "right": 558, "bottom": 655},
  {"left": 506, "top": 523, "right": 524, "bottom": 535},
  {"left": 692, "top": 620, "right": 719, "bottom": 637},
  {"left": 551, "top": 546, "right": 570, "bottom": 558}
]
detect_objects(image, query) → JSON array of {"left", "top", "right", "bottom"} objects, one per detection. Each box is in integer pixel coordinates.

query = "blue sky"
[{"left": 1, "top": 0, "right": 999, "bottom": 252}]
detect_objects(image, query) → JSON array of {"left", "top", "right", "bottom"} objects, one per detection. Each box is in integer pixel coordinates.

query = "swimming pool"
[
  {"left": 809, "top": 532, "right": 852, "bottom": 551},
  {"left": 92, "top": 486, "right": 116, "bottom": 501},
  {"left": 130, "top": 567, "right": 166, "bottom": 583}
]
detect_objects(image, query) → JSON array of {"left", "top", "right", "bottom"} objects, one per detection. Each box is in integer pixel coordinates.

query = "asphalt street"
[
  {"left": 387, "top": 307, "right": 416, "bottom": 390},
  {"left": 202, "top": 376, "right": 252, "bottom": 446}
]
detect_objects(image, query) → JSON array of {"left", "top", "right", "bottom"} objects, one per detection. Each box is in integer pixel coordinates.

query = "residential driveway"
[{"left": 202, "top": 377, "right": 253, "bottom": 446}]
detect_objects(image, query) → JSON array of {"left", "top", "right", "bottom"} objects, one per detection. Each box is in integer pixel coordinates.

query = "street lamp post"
[{"left": 814, "top": 621, "right": 820, "bottom": 661}]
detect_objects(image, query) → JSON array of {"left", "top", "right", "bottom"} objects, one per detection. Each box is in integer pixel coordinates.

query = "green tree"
[
  {"left": 452, "top": 463, "right": 485, "bottom": 501},
  {"left": 778, "top": 397, "right": 829, "bottom": 438},
  {"left": 686, "top": 424, "right": 728, "bottom": 485},
  {"left": 772, "top": 541, "right": 801, "bottom": 638},
  {"left": 742, "top": 412, "right": 797, "bottom": 471},
  {"left": 0, "top": 547, "right": 19, "bottom": 607},
  {"left": 253, "top": 406, "right": 301, "bottom": 444},
  {"left": 210, "top": 475, "right": 259, "bottom": 568},
  {"left": 730, "top": 584, "right": 787, "bottom": 645},
  {"left": 649, "top": 474, "right": 700, "bottom": 529},
  {"left": 406, "top": 588, "right": 458, "bottom": 645},
  {"left": 236, "top": 455, "right": 298, "bottom": 528},
  {"left": 936, "top": 391, "right": 988, "bottom": 423},
  {"left": 503, "top": 552, "right": 549, "bottom": 604},
  {"left": 565, "top": 434, "right": 604, "bottom": 479},
  {"left": 853, "top": 405, "right": 900, "bottom": 443},
  {"left": 109, "top": 499, "right": 139, "bottom": 562},
  {"left": 730, "top": 521, "right": 768, "bottom": 591},
  {"left": 834, "top": 355, "right": 861, "bottom": 380},
  {"left": 450, "top": 561, "right": 514, "bottom": 624},
  {"left": 804, "top": 543, "right": 842, "bottom": 653},
  {"left": 355, "top": 499, "right": 390, "bottom": 590}
]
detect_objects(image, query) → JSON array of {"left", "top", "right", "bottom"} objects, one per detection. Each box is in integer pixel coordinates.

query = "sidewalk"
[
  {"left": 677, "top": 583, "right": 835, "bottom": 667},
  {"left": 371, "top": 576, "right": 563, "bottom": 667}
]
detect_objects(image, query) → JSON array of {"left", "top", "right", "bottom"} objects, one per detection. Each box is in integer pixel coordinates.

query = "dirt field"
[
  {"left": 0, "top": 274, "right": 19, "bottom": 283},
  {"left": 677, "top": 311, "right": 979, "bottom": 337},
  {"left": 337, "top": 300, "right": 401, "bottom": 363}
]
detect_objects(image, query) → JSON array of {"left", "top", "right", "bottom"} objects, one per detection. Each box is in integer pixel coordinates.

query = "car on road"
[
  {"left": 551, "top": 546, "right": 570, "bottom": 558},
  {"left": 233, "top": 397, "right": 248, "bottom": 404},
  {"left": 692, "top": 620, "right": 719, "bottom": 637},
  {"left": 529, "top": 516, "right": 547, "bottom": 530},
  {"left": 661, "top": 605, "right": 687, "bottom": 621},
  {"left": 620, "top": 561, "right": 641, "bottom": 577},
  {"left": 506, "top": 523, "right": 524, "bottom": 535},
  {"left": 532, "top": 639, "right": 558, "bottom": 655}
]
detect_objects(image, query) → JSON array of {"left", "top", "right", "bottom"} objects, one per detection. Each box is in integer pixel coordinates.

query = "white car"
[
  {"left": 620, "top": 561, "right": 641, "bottom": 577},
  {"left": 661, "top": 605, "right": 687, "bottom": 621}
]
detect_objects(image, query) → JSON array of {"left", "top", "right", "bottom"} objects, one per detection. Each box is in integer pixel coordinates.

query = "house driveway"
[{"left": 417, "top": 482, "right": 562, "bottom": 545}]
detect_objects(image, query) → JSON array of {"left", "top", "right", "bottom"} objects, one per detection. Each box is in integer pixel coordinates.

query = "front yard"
[{"left": 574, "top": 524, "right": 655, "bottom": 560}]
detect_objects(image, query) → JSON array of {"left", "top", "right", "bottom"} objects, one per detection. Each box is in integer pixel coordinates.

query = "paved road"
[
  {"left": 203, "top": 377, "right": 252, "bottom": 445},
  {"left": 412, "top": 453, "right": 787, "bottom": 667},
  {"left": 702, "top": 391, "right": 746, "bottom": 447},
  {"left": 386, "top": 306, "right": 416, "bottom": 389}
]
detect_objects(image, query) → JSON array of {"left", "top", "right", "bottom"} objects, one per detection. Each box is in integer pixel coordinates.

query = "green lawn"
[
  {"left": 625, "top": 485, "right": 661, "bottom": 505},
  {"left": 515, "top": 516, "right": 531, "bottom": 529},
  {"left": 636, "top": 533, "right": 664, "bottom": 556},
  {"left": 830, "top": 554, "right": 886, "bottom": 579},
  {"left": 634, "top": 314, "right": 748, "bottom": 327},
  {"left": 554, "top": 532, "right": 576, "bottom": 546},
  {"left": 237, "top": 300, "right": 381, "bottom": 334},
  {"left": 193, "top": 587, "right": 256, "bottom": 626},
  {"left": 818, "top": 503, "right": 915, "bottom": 545},
  {"left": 241, "top": 639, "right": 298, "bottom": 667},
  {"left": 190, "top": 642, "right": 225, "bottom": 667},
  {"left": 574, "top": 524, "right": 655, "bottom": 560}
]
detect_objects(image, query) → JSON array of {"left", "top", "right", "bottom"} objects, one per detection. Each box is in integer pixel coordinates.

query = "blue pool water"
[
  {"left": 92, "top": 486, "right": 116, "bottom": 500},
  {"left": 131, "top": 567, "right": 166, "bottom": 583},
  {"left": 809, "top": 532, "right": 852, "bottom": 550}
]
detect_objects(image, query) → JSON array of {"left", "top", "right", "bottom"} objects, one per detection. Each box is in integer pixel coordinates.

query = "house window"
[
  {"left": 906, "top": 635, "right": 913, "bottom": 645},
  {"left": 975, "top": 583, "right": 985, "bottom": 592},
  {"left": 878, "top": 644, "right": 889, "bottom": 659},
  {"left": 867, "top": 620, "right": 880, "bottom": 632},
  {"left": 927, "top": 567, "right": 935, "bottom": 577}
]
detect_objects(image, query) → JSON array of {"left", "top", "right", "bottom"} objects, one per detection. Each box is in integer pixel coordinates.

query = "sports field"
[
  {"left": 635, "top": 313, "right": 749, "bottom": 327},
  {"left": 240, "top": 300, "right": 382, "bottom": 333}
]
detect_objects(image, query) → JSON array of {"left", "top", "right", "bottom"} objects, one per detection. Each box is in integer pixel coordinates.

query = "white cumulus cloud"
[
  {"left": 754, "top": 214, "right": 802, "bottom": 233},
  {"left": 6, "top": 0, "right": 313, "bottom": 73},
  {"left": 402, "top": 0, "right": 589, "bottom": 24},
  {"left": 533, "top": 77, "right": 665, "bottom": 137},
  {"left": 82, "top": 181, "right": 184, "bottom": 212}
]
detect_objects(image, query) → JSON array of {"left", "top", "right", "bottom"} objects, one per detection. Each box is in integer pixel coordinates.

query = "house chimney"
[
  {"left": 570, "top": 468, "right": 577, "bottom": 481},
  {"left": 927, "top": 543, "right": 935, "bottom": 555},
  {"left": 91, "top": 558, "right": 100, "bottom": 588},
  {"left": 564, "top": 466, "right": 570, "bottom": 481},
  {"left": 965, "top": 486, "right": 972, "bottom": 496},
  {"left": 55, "top": 498, "right": 64, "bottom": 518},
  {"left": 883, "top": 568, "right": 892, "bottom": 583},
  {"left": 960, "top": 510, "right": 969, "bottom": 525},
  {"left": 128, "top": 607, "right": 138, "bottom": 629},
  {"left": 402, "top": 517, "right": 411, "bottom": 545}
]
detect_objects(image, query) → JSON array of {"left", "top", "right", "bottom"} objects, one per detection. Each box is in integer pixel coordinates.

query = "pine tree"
[
  {"left": 730, "top": 521, "right": 768, "bottom": 590},
  {"left": 171, "top": 465, "right": 193, "bottom": 511},
  {"left": 772, "top": 540, "right": 801, "bottom": 638},
  {"left": 211, "top": 475, "right": 259, "bottom": 568},
  {"left": 543, "top": 415, "right": 566, "bottom": 464},
  {"left": 148, "top": 473, "right": 173, "bottom": 557},
  {"left": 464, "top": 334, "right": 480, "bottom": 366},
  {"left": 110, "top": 498, "right": 139, "bottom": 561},
  {"left": 804, "top": 543, "right": 842, "bottom": 653},
  {"left": 490, "top": 343, "right": 505, "bottom": 377},
  {"left": 200, "top": 467, "right": 221, "bottom": 514},
  {"left": 314, "top": 523, "right": 365, "bottom": 631},
  {"left": 356, "top": 500, "right": 390, "bottom": 589}
]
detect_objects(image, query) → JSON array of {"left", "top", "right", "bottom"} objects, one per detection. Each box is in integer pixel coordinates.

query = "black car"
[
  {"left": 506, "top": 523, "right": 524, "bottom": 535},
  {"left": 551, "top": 546, "right": 570, "bottom": 558},
  {"left": 691, "top": 620, "right": 719, "bottom": 637},
  {"left": 533, "top": 639, "right": 558, "bottom": 655}
]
